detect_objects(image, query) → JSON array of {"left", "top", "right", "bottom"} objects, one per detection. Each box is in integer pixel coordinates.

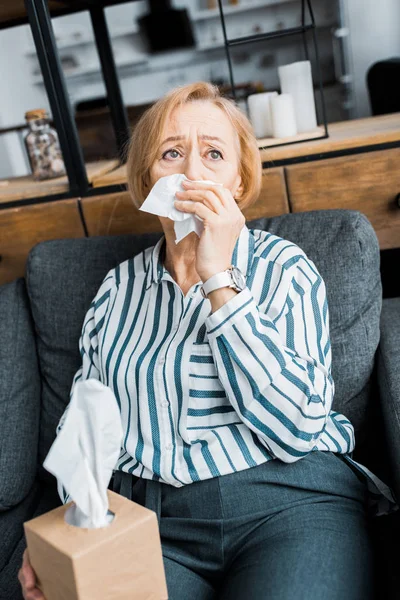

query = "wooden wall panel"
[
  {"left": 82, "top": 167, "right": 289, "bottom": 237},
  {"left": 82, "top": 192, "right": 163, "bottom": 237},
  {"left": 244, "top": 167, "right": 289, "bottom": 221},
  {"left": 0, "top": 199, "right": 85, "bottom": 286},
  {"left": 285, "top": 148, "right": 400, "bottom": 250}
]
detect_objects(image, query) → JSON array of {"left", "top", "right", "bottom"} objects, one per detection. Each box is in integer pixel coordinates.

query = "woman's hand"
[
  {"left": 174, "top": 179, "right": 245, "bottom": 282},
  {"left": 18, "top": 549, "right": 46, "bottom": 600}
]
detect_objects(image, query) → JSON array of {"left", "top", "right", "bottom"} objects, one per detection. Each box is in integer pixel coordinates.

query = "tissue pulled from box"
[
  {"left": 43, "top": 379, "right": 123, "bottom": 529},
  {"left": 139, "top": 173, "right": 222, "bottom": 244}
]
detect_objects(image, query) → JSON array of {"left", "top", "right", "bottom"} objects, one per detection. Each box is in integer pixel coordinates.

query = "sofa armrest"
[{"left": 377, "top": 297, "right": 400, "bottom": 502}]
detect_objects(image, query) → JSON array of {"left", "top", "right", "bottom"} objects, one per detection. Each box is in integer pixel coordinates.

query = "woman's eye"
[
  {"left": 162, "top": 149, "right": 180, "bottom": 160},
  {"left": 209, "top": 149, "right": 222, "bottom": 160},
  {"left": 162, "top": 148, "right": 223, "bottom": 160}
]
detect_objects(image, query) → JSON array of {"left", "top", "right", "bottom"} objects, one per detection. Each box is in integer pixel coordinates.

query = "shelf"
[
  {"left": 22, "top": 0, "right": 297, "bottom": 53},
  {"left": 24, "top": 25, "right": 141, "bottom": 55},
  {"left": 257, "top": 127, "right": 326, "bottom": 148},
  {"left": 0, "top": 1, "right": 69, "bottom": 27},
  {"left": 259, "top": 113, "right": 400, "bottom": 163},
  {"left": 0, "top": 0, "right": 135, "bottom": 28},
  {"left": 191, "top": 0, "right": 296, "bottom": 21},
  {"left": 92, "top": 163, "right": 127, "bottom": 188},
  {"left": 31, "top": 56, "right": 148, "bottom": 84},
  {"left": 0, "top": 159, "right": 119, "bottom": 204}
]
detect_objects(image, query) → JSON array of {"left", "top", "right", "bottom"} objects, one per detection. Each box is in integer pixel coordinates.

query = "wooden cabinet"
[
  {"left": 285, "top": 148, "right": 400, "bottom": 250},
  {"left": 242, "top": 168, "right": 289, "bottom": 221},
  {"left": 0, "top": 199, "right": 85, "bottom": 286},
  {"left": 1, "top": 145, "right": 400, "bottom": 286},
  {"left": 81, "top": 167, "right": 289, "bottom": 237},
  {"left": 82, "top": 191, "right": 163, "bottom": 237}
]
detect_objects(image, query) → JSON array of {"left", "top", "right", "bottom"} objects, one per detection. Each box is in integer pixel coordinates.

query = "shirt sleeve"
[
  {"left": 204, "top": 253, "right": 334, "bottom": 463},
  {"left": 56, "top": 271, "right": 115, "bottom": 503}
]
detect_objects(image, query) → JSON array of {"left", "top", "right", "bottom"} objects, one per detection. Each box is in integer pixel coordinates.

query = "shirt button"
[
  {"left": 175, "top": 482, "right": 183, "bottom": 488},
  {"left": 160, "top": 400, "right": 169, "bottom": 408},
  {"left": 165, "top": 443, "right": 173, "bottom": 451},
  {"left": 158, "top": 356, "right": 165, "bottom": 365}
]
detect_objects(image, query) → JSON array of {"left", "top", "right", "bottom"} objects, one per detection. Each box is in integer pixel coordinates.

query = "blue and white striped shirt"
[{"left": 58, "top": 224, "right": 396, "bottom": 515}]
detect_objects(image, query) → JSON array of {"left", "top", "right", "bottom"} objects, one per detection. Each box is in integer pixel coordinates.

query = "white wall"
[
  {"left": 343, "top": 0, "right": 400, "bottom": 117},
  {"left": 0, "top": 25, "right": 49, "bottom": 177}
]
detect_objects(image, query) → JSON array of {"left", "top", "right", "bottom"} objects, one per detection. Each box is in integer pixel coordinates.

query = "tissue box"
[{"left": 24, "top": 490, "right": 168, "bottom": 600}]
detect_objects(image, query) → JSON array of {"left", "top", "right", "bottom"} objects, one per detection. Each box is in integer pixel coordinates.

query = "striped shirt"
[{"left": 58, "top": 224, "right": 396, "bottom": 515}]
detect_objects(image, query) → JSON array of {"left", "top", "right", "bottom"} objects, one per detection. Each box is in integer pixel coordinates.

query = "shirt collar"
[{"left": 145, "top": 223, "right": 253, "bottom": 290}]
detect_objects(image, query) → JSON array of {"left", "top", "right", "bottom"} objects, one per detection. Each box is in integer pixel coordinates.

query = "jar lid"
[{"left": 25, "top": 109, "right": 48, "bottom": 120}]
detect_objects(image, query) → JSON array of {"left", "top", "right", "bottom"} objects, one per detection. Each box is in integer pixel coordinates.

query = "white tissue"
[
  {"left": 139, "top": 173, "right": 222, "bottom": 244},
  {"left": 43, "top": 379, "right": 123, "bottom": 529}
]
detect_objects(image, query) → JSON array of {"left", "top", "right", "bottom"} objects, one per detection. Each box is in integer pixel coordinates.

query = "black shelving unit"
[
  {"left": 0, "top": 0, "right": 134, "bottom": 207},
  {"left": 1, "top": 0, "right": 328, "bottom": 205},
  {"left": 0, "top": 0, "right": 328, "bottom": 207},
  {"left": 217, "top": 0, "right": 329, "bottom": 149},
  {"left": 25, "top": 0, "right": 131, "bottom": 199}
]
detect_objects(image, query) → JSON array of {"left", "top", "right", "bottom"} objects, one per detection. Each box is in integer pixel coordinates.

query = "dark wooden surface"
[
  {"left": 286, "top": 148, "right": 400, "bottom": 250},
  {"left": 82, "top": 167, "right": 289, "bottom": 237},
  {"left": 0, "top": 199, "right": 84, "bottom": 286}
]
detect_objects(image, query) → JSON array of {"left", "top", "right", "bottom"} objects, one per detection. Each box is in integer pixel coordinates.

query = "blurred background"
[{"left": 0, "top": 0, "right": 399, "bottom": 178}]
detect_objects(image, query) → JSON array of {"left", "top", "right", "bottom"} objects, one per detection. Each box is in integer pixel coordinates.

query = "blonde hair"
[{"left": 126, "top": 81, "right": 262, "bottom": 211}]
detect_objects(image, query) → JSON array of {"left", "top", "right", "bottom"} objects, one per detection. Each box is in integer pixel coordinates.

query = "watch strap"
[{"left": 201, "top": 271, "right": 232, "bottom": 298}]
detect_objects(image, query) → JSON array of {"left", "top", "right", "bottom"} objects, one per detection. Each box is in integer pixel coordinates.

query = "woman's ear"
[{"left": 233, "top": 178, "right": 244, "bottom": 201}]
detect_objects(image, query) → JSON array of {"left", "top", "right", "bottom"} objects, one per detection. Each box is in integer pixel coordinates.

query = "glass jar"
[{"left": 24, "top": 109, "right": 66, "bottom": 181}]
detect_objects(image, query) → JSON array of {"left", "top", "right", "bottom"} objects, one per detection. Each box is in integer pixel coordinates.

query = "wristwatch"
[{"left": 200, "top": 265, "right": 246, "bottom": 299}]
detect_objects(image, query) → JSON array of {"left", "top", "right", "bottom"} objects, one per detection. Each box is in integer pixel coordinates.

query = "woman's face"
[{"left": 149, "top": 101, "right": 243, "bottom": 199}]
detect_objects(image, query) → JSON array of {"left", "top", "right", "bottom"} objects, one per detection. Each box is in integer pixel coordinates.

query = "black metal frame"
[
  {"left": 24, "top": 0, "right": 90, "bottom": 196},
  {"left": 89, "top": 5, "right": 130, "bottom": 160},
  {"left": 217, "top": 0, "right": 329, "bottom": 149},
  {"left": 20, "top": 0, "right": 131, "bottom": 199}
]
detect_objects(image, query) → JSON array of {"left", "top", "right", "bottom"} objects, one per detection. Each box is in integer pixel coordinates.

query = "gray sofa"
[{"left": 1, "top": 210, "right": 400, "bottom": 599}]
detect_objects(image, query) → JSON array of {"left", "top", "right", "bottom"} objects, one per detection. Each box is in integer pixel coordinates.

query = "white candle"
[
  {"left": 247, "top": 91, "right": 278, "bottom": 138},
  {"left": 278, "top": 61, "right": 318, "bottom": 133},
  {"left": 270, "top": 94, "right": 298, "bottom": 138}
]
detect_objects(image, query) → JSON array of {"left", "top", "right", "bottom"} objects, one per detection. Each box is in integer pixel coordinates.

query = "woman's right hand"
[{"left": 18, "top": 549, "right": 46, "bottom": 600}]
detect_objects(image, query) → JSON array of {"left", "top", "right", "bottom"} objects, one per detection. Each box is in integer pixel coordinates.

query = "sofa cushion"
[
  {"left": 26, "top": 231, "right": 163, "bottom": 480},
  {"left": 26, "top": 210, "right": 380, "bottom": 477},
  {"left": 0, "top": 279, "right": 41, "bottom": 510}
]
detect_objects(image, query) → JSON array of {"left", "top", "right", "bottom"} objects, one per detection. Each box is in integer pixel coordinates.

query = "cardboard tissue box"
[
  {"left": 24, "top": 380, "right": 168, "bottom": 599},
  {"left": 24, "top": 489, "right": 168, "bottom": 600}
]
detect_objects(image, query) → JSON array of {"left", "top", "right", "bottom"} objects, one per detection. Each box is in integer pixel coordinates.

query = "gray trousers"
[{"left": 111, "top": 451, "right": 373, "bottom": 600}]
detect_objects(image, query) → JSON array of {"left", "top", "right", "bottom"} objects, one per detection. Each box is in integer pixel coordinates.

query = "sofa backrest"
[
  {"left": 0, "top": 279, "right": 41, "bottom": 509},
  {"left": 25, "top": 209, "right": 381, "bottom": 481}
]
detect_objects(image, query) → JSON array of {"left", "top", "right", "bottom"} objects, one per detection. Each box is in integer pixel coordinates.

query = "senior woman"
[{"left": 20, "top": 81, "right": 393, "bottom": 600}]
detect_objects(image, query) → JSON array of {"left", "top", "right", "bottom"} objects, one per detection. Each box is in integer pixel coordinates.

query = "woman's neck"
[{"left": 161, "top": 230, "right": 201, "bottom": 292}]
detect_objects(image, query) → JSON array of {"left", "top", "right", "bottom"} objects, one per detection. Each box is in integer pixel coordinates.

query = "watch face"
[{"left": 232, "top": 266, "right": 246, "bottom": 290}]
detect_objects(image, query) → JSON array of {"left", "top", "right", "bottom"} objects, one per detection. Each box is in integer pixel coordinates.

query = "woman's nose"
[{"left": 184, "top": 152, "right": 205, "bottom": 182}]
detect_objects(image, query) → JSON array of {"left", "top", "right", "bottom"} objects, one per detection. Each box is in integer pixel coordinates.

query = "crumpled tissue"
[
  {"left": 43, "top": 379, "right": 123, "bottom": 529},
  {"left": 139, "top": 173, "right": 222, "bottom": 244}
]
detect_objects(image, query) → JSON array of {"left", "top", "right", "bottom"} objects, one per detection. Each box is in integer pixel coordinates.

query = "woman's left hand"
[{"left": 174, "top": 180, "right": 245, "bottom": 282}]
